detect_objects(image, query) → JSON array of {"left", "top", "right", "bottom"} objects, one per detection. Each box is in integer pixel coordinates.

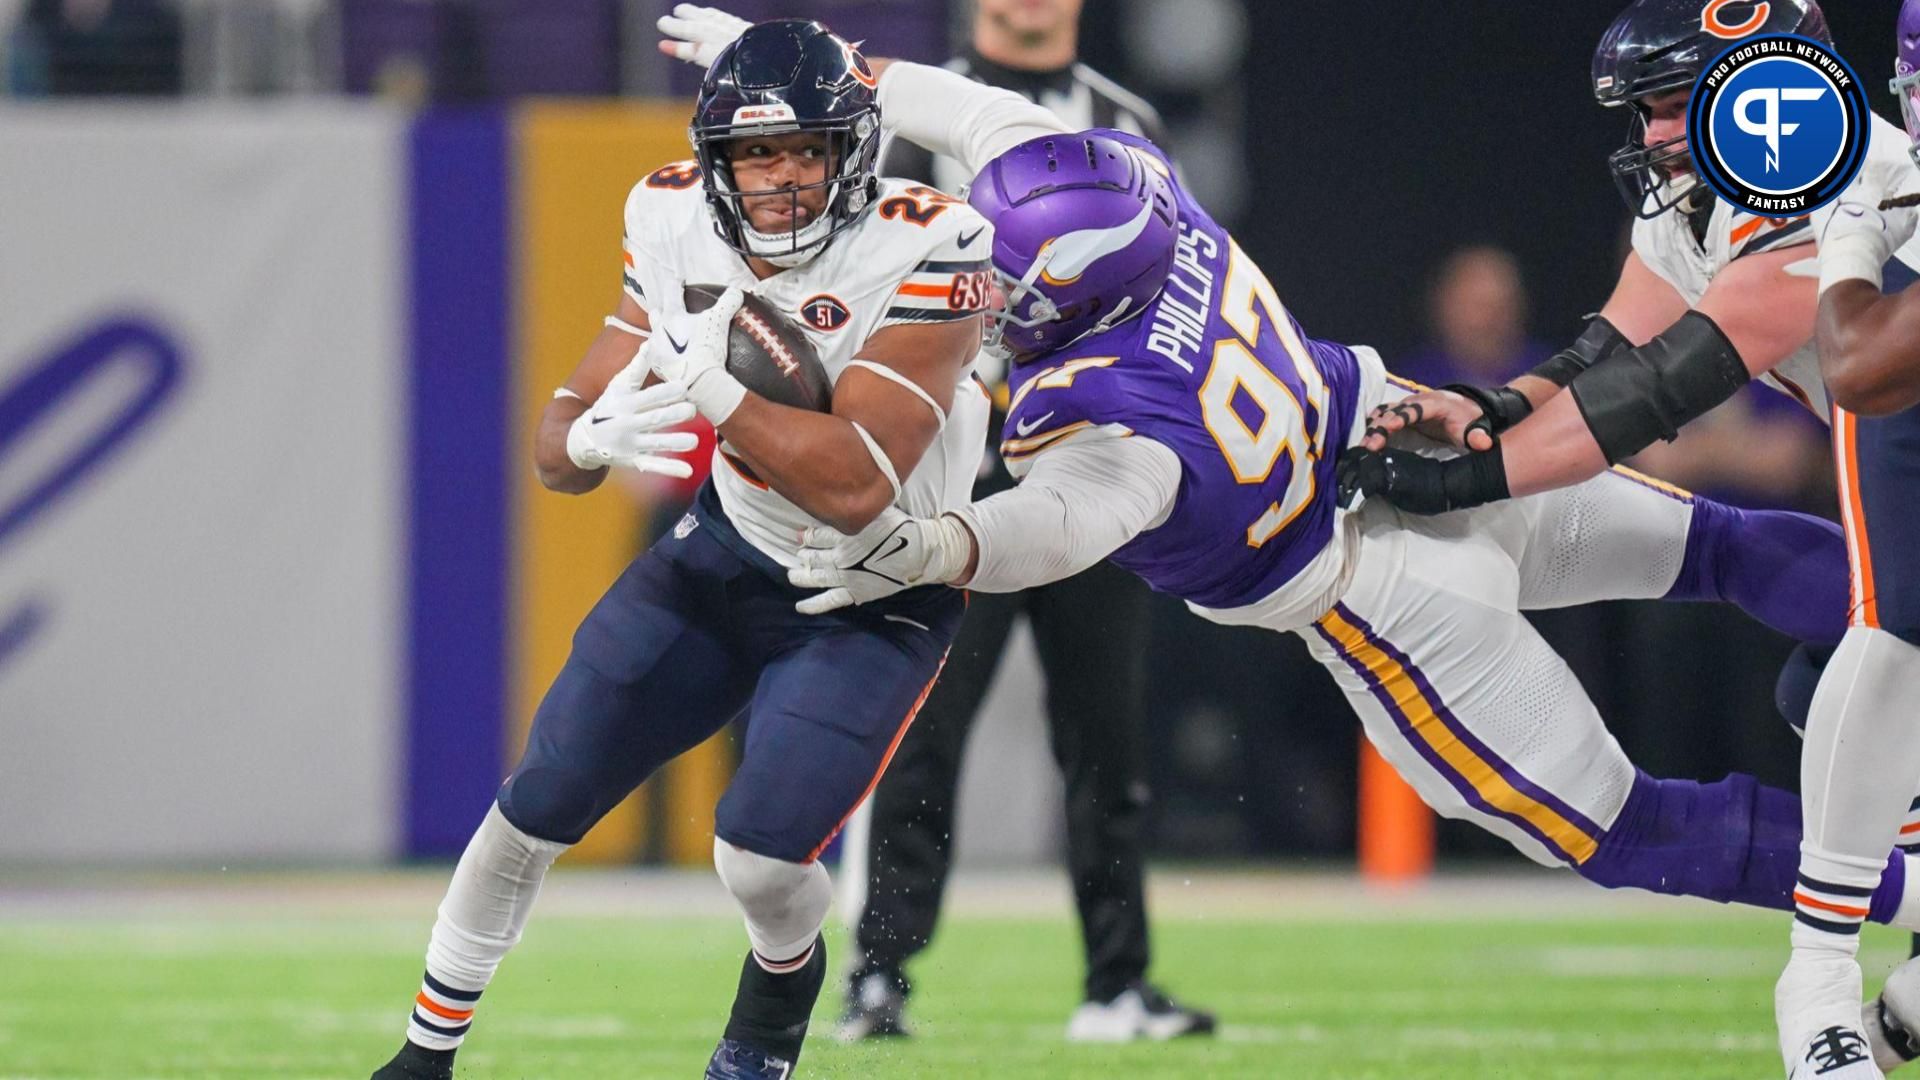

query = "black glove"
[
  {"left": 1440, "top": 383, "right": 1532, "bottom": 446},
  {"left": 1336, "top": 444, "right": 1511, "bottom": 516}
]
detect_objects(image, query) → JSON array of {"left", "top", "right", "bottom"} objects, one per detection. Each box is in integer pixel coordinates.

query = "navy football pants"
[{"left": 497, "top": 484, "right": 965, "bottom": 863}]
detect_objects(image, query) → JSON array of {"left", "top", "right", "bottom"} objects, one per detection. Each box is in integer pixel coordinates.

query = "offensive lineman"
[
  {"left": 651, "top": 12, "right": 1920, "bottom": 974},
  {"left": 369, "top": 20, "right": 992, "bottom": 1080}
]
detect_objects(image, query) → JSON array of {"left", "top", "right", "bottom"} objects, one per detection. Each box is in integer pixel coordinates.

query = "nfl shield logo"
[{"left": 673, "top": 513, "right": 698, "bottom": 540}]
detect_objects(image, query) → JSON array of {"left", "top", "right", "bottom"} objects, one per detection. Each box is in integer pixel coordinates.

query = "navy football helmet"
[
  {"left": 1593, "top": 0, "right": 1831, "bottom": 218},
  {"left": 690, "top": 19, "right": 881, "bottom": 266}
]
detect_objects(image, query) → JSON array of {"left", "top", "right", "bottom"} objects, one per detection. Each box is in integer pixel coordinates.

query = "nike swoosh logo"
[
  {"left": 958, "top": 227, "right": 984, "bottom": 248},
  {"left": 873, "top": 536, "right": 909, "bottom": 563},
  {"left": 664, "top": 329, "right": 687, "bottom": 353},
  {"left": 591, "top": 415, "right": 612, "bottom": 425},
  {"left": 1014, "top": 411, "right": 1054, "bottom": 437}
]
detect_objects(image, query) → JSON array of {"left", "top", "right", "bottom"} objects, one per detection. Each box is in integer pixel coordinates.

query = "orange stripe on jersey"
[
  {"left": 1794, "top": 891, "right": 1872, "bottom": 918},
  {"left": 623, "top": 250, "right": 634, "bottom": 267},
  {"left": 1900, "top": 820, "right": 1920, "bottom": 836},
  {"left": 1835, "top": 409, "right": 1880, "bottom": 628},
  {"left": 1729, "top": 217, "right": 1766, "bottom": 246},
  {"left": 893, "top": 282, "right": 952, "bottom": 298},
  {"left": 415, "top": 993, "right": 475, "bottom": 1022}
]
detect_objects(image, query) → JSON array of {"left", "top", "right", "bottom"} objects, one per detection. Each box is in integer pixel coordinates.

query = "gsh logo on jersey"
[{"left": 1690, "top": 34, "right": 1869, "bottom": 217}]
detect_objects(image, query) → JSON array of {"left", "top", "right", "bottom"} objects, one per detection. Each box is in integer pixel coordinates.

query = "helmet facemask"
[
  {"left": 1609, "top": 102, "right": 1702, "bottom": 220},
  {"left": 692, "top": 111, "right": 879, "bottom": 268},
  {"left": 1896, "top": 67, "right": 1920, "bottom": 169}
]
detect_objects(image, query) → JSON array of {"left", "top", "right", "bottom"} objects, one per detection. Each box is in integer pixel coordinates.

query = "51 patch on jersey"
[{"left": 800, "top": 294, "right": 851, "bottom": 332}]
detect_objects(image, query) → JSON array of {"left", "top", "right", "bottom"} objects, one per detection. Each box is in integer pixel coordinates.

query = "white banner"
[{"left": 0, "top": 104, "right": 407, "bottom": 861}]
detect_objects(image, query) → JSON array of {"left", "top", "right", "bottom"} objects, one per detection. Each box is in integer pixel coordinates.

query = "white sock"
[
  {"left": 1794, "top": 629, "right": 1920, "bottom": 961},
  {"left": 406, "top": 805, "right": 568, "bottom": 1050}
]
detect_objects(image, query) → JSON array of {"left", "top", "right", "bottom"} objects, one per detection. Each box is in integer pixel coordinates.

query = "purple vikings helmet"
[
  {"left": 1897, "top": 0, "right": 1920, "bottom": 166},
  {"left": 966, "top": 132, "right": 1179, "bottom": 361}
]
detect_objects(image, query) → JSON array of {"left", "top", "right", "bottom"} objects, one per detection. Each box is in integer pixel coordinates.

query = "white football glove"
[
  {"left": 1813, "top": 168, "right": 1920, "bottom": 294},
  {"left": 648, "top": 285, "right": 749, "bottom": 424},
  {"left": 786, "top": 507, "right": 975, "bottom": 615},
  {"left": 656, "top": 4, "right": 751, "bottom": 68},
  {"left": 566, "top": 370, "right": 699, "bottom": 477}
]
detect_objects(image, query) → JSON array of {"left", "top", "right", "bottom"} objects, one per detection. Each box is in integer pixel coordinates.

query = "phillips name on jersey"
[{"left": 621, "top": 161, "right": 995, "bottom": 565}]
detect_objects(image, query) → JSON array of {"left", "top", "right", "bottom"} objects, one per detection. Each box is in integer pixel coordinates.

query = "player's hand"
[
  {"left": 1359, "top": 390, "right": 1497, "bottom": 452},
  {"left": 648, "top": 285, "right": 747, "bottom": 423},
  {"left": 787, "top": 508, "right": 971, "bottom": 615},
  {"left": 1336, "top": 444, "right": 1510, "bottom": 516},
  {"left": 657, "top": 4, "right": 751, "bottom": 68},
  {"left": 566, "top": 378, "right": 699, "bottom": 477}
]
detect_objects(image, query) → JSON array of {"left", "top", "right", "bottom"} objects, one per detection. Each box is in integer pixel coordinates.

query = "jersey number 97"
[{"left": 1199, "top": 241, "right": 1330, "bottom": 549}]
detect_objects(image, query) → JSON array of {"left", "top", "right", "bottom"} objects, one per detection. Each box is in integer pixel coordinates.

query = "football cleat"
[
  {"left": 369, "top": 1041, "right": 454, "bottom": 1080},
  {"left": 704, "top": 1038, "right": 794, "bottom": 1080},
  {"left": 838, "top": 972, "right": 911, "bottom": 1041},
  {"left": 1065, "top": 980, "right": 1217, "bottom": 1043},
  {"left": 1865, "top": 954, "right": 1920, "bottom": 1072},
  {"left": 1790, "top": 1024, "right": 1884, "bottom": 1078}
]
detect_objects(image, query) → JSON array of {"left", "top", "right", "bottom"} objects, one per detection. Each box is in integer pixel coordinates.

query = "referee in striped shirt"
[{"left": 840, "top": 0, "right": 1215, "bottom": 1044}]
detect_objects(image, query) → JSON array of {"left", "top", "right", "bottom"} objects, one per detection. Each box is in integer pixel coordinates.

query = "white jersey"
[
  {"left": 621, "top": 167, "right": 993, "bottom": 565},
  {"left": 1632, "top": 112, "right": 1920, "bottom": 421}
]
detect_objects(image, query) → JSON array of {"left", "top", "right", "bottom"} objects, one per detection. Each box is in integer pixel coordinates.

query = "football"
[{"left": 684, "top": 284, "right": 833, "bottom": 412}]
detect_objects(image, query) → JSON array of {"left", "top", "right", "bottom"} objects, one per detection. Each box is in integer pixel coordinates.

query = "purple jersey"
[{"left": 1000, "top": 130, "right": 1362, "bottom": 610}]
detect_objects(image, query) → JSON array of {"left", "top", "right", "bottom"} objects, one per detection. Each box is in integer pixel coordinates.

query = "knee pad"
[
  {"left": 713, "top": 839, "right": 831, "bottom": 961},
  {"left": 496, "top": 766, "right": 606, "bottom": 845},
  {"left": 1775, "top": 642, "right": 1834, "bottom": 738}
]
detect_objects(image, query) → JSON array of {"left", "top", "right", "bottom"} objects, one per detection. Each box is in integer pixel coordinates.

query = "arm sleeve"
[
  {"left": 950, "top": 434, "right": 1180, "bottom": 593},
  {"left": 877, "top": 61, "right": 1074, "bottom": 178}
]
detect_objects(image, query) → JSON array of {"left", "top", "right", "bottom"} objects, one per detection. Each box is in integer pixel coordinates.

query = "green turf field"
[{"left": 0, "top": 870, "right": 1907, "bottom": 1078}]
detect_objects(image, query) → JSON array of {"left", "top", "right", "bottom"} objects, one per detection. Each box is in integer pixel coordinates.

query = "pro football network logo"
[{"left": 1689, "top": 34, "right": 1869, "bottom": 217}]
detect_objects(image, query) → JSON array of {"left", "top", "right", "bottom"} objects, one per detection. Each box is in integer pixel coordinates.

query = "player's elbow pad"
[
  {"left": 1567, "top": 310, "right": 1749, "bottom": 465},
  {"left": 1527, "top": 316, "right": 1629, "bottom": 388}
]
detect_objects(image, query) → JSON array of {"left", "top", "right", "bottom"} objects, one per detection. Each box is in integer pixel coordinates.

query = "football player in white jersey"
[
  {"left": 1348, "top": 0, "right": 1920, "bottom": 514},
  {"left": 370, "top": 19, "right": 993, "bottom": 1080}
]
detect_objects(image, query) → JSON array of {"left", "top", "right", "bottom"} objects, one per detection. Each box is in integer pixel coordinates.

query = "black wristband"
[
  {"left": 1442, "top": 383, "right": 1533, "bottom": 437},
  {"left": 1440, "top": 443, "right": 1510, "bottom": 511},
  {"left": 1529, "top": 317, "right": 1629, "bottom": 389}
]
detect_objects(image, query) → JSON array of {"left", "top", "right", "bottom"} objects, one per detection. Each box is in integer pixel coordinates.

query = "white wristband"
[
  {"left": 925, "top": 513, "right": 977, "bottom": 586},
  {"left": 604, "top": 315, "right": 650, "bottom": 338},
  {"left": 1820, "top": 229, "right": 1891, "bottom": 296},
  {"left": 684, "top": 369, "right": 748, "bottom": 426}
]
